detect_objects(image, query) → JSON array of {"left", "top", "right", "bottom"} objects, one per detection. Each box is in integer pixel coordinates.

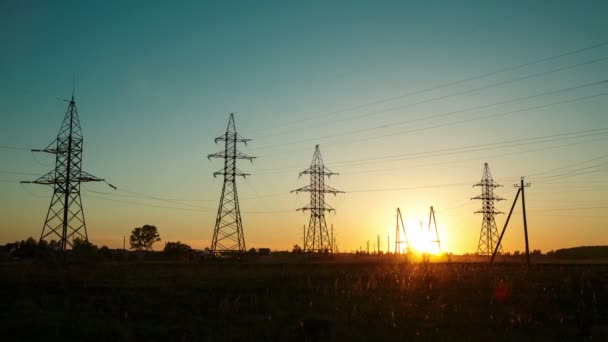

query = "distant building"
[{"left": 258, "top": 248, "right": 271, "bottom": 256}]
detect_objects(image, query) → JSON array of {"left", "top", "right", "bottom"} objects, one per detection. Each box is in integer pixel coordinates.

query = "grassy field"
[{"left": 1, "top": 258, "right": 606, "bottom": 341}]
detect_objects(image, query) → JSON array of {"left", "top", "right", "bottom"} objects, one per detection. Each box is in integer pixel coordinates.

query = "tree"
[
  {"left": 164, "top": 241, "right": 192, "bottom": 260},
  {"left": 292, "top": 244, "right": 302, "bottom": 254},
  {"left": 72, "top": 238, "right": 99, "bottom": 260},
  {"left": 130, "top": 225, "right": 161, "bottom": 251}
]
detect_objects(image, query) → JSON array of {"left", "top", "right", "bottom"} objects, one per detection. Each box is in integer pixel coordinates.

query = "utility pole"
[
  {"left": 303, "top": 224, "right": 306, "bottom": 251},
  {"left": 292, "top": 145, "right": 343, "bottom": 253},
  {"left": 472, "top": 163, "right": 505, "bottom": 255},
  {"left": 491, "top": 177, "right": 531, "bottom": 266},
  {"left": 377, "top": 234, "right": 380, "bottom": 255},
  {"left": 367, "top": 240, "right": 370, "bottom": 255},
  {"left": 208, "top": 113, "right": 255, "bottom": 254},
  {"left": 331, "top": 224, "right": 334, "bottom": 252},
  {"left": 21, "top": 93, "right": 112, "bottom": 253}
]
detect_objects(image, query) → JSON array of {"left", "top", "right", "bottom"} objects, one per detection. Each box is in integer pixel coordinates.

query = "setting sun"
[{"left": 403, "top": 218, "right": 443, "bottom": 256}]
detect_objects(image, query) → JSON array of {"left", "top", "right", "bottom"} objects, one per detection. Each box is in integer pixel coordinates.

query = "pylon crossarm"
[
  {"left": 79, "top": 171, "right": 104, "bottom": 183},
  {"left": 208, "top": 151, "right": 227, "bottom": 159},
  {"left": 235, "top": 151, "right": 256, "bottom": 161},
  {"left": 474, "top": 209, "right": 504, "bottom": 214}
]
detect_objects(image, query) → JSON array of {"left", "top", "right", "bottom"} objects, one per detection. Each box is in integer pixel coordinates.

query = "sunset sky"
[{"left": 1, "top": 1, "right": 607, "bottom": 253}]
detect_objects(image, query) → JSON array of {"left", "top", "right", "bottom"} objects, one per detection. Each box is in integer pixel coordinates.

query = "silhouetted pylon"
[
  {"left": 292, "top": 145, "right": 343, "bottom": 253},
  {"left": 208, "top": 113, "right": 255, "bottom": 254},
  {"left": 21, "top": 94, "right": 112, "bottom": 253},
  {"left": 472, "top": 163, "right": 505, "bottom": 255},
  {"left": 427, "top": 205, "right": 442, "bottom": 254},
  {"left": 394, "top": 208, "right": 409, "bottom": 254}
]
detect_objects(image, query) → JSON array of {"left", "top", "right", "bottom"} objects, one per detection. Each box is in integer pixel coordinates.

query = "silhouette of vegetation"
[
  {"left": 0, "top": 261, "right": 606, "bottom": 340},
  {"left": 129, "top": 224, "right": 161, "bottom": 251},
  {"left": 292, "top": 244, "right": 302, "bottom": 254},
  {"left": 72, "top": 238, "right": 99, "bottom": 261},
  {"left": 163, "top": 241, "right": 192, "bottom": 260},
  {"left": 551, "top": 245, "right": 608, "bottom": 259}
]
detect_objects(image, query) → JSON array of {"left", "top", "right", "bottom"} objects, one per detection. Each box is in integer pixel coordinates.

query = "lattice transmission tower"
[
  {"left": 292, "top": 145, "right": 343, "bottom": 253},
  {"left": 208, "top": 113, "right": 255, "bottom": 254},
  {"left": 21, "top": 94, "right": 111, "bottom": 252},
  {"left": 472, "top": 163, "right": 505, "bottom": 255}
]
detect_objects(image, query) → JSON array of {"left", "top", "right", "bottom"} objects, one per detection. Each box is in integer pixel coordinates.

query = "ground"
[{"left": 0, "top": 257, "right": 606, "bottom": 341}]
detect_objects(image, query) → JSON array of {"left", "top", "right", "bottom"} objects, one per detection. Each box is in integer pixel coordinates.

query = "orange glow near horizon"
[{"left": 404, "top": 218, "right": 443, "bottom": 256}]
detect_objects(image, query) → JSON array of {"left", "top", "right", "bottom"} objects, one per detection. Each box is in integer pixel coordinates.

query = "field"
[{"left": 1, "top": 258, "right": 607, "bottom": 341}]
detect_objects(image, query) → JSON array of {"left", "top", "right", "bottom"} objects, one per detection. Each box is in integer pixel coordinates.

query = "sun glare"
[{"left": 404, "top": 218, "right": 442, "bottom": 256}]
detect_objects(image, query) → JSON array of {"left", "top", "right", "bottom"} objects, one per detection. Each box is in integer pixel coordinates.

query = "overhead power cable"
[{"left": 250, "top": 40, "right": 608, "bottom": 135}]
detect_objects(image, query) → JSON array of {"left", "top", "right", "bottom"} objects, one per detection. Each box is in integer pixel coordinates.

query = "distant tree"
[
  {"left": 531, "top": 249, "right": 542, "bottom": 256},
  {"left": 72, "top": 238, "right": 99, "bottom": 260},
  {"left": 130, "top": 225, "right": 161, "bottom": 251},
  {"left": 99, "top": 245, "right": 112, "bottom": 259},
  {"left": 164, "top": 241, "right": 192, "bottom": 260},
  {"left": 292, "top": 244, "right": 302, "bottom": 254},
  {"left": 248, "top": 247, "right": 257, "bottom": 255},
  {"left": 15, "top": 237, "right": 39, "bottom": 258},
  {"left": 48, "top": 239, "right": 60, "bottom": 252}
]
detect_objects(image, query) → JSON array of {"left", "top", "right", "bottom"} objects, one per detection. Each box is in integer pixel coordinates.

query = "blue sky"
[{"left": 1, "top": 1, "right": 607, "bottom": 252}]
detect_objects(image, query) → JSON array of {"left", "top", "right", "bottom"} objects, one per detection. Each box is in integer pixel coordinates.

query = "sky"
[{"left": 1, "top": 0, "right": 607, "bottom": 253}]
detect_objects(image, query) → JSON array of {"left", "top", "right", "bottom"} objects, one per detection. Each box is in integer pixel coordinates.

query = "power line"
[
  {"left": 86, "top": 193, "right": 292, "bottom": 214},
  {"left": 0, "top": 170, "right": 41, "bottom": 176},
  {"left": 330, "top": 127, "right": 608, "bottom": 166},
  {"left": 251, "top": 81, "right": 607, "bottom": 152},
  {"left": 260, "top": 55, "right": 608, "bottom": 140},
  {"left": 251, "top": 127, "right": 608, "bottom": 175},
  {"left": 250, "top": 40, "right": 608, "bottom": 135},
  {"left": 528, "top": 205, "right": 608, "bottom": 213},
  {"left": 0, "top": 145, "right": 30, "bottom": 151},
  {"left": 349, "top": 181, "right": 471, "bottom": 193}
]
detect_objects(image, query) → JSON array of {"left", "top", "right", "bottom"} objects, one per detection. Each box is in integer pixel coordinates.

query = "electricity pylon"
[
  {"left": 292, "top": 145, "right": 343, "bottom": 253},
  {"left": 394, "top": 208, "right": 409, "bottom": 254},
  {"left": 491, "top": 177, "right": 531, "bottom": 266},
  {"left": 472, "top": 163, "right": 505, "bottom": 255},
  {"left": 427, "top": 206, "right": 441, "bottom": 254},
  {"left": 21, "top": 94, "right": 111, "bottom": 252},
  {"left": 208, "top": 113, "right": 255, "bottom": 254}
]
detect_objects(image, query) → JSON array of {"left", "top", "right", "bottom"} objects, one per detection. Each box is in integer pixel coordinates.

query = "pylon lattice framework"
[
  {"left": 208, "top": 113, "right": 255, "bottom": 254},
  {"left": 292, "top": 145, "right": 343, "bottom": 253},
  {"left": 472, "top": 163, "right": 505, "bottom": 255},
  {"left": 22, "top": 95, "right": 106, "bottom": 252}
]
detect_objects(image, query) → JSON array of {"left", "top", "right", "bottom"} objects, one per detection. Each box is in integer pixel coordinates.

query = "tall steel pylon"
[
  {"left": 292, "top": 145, "right": 343, "bottom": 253},
  {"left": 21, "top": 94, "right": 109, "bottom": 252},
  {"left": 472, "top": 163, "right": 505, "bottom": 255},
  {"left": 208, "top": 113, "right": 255, "bottom": 254}
]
